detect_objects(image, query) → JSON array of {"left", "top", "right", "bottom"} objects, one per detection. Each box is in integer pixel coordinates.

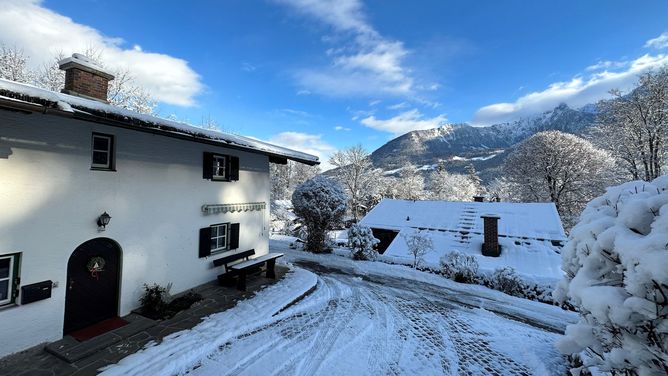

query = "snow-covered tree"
[
  {"left": 395, "top": 163, "right": 425, "bottom": 200},
  {"left": 33, "top": 52, "right": 66, "bottom": 92},
  {"left": 503, "top": 131, "right": 616, "bottom": 228},
  {"left": 347, "top": 224, "right": 379, "bottom": 260},
  {"left": 465, "top": 164, "right": 485, "bottom": 196},
  {"left": 329, "top": 145, "right": 378, "bottom": 221},
  {"left": 292, "top": 176, "right": 348, "bottom": 253},
  {"left": 401, "top": 230, "right": 433, "bottom": 268},
  {"left": 485, "top": 177, "right": 517, "bottom": 203},
  {"left": 594, "top": 67, "right": 668, "bottom": 181},
  {"left": 428, "top": 168, "right": 478, "bottom": 201},
  {"left": 0, "top": 44, "right": 32, "bottom": 83},
  {"left": 554, "top": 176, "right": 668, "bottom": 375},
  {"left": 270, "top": 161, "right": 319, "bottom": 201}
]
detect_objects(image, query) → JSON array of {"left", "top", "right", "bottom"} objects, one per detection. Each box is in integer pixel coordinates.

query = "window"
[
  {"left": 212, "top": 155, "right": 227, "bottom": 180},
  {"left": 199, "top": 223, "right": 240, "bottom": 258},
  {"left": 202, "top": 152, "right": 240, "bottom": 182},
  {"left": 91, "top": 133, "right": 114, "bottom": 170},
  {"left": 0, "top": 253, "right": 19, "bottom": 306},
  {"left": 210, "top": 223, "right": 229, "bottom": 254}
]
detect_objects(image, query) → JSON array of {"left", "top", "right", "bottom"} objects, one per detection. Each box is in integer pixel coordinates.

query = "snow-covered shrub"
[
  {"left": 292, "top": 176, "right": 348, "bottom": 253},
  {"left": 490, "top": 267, "right": 523, "bottom": 296},
  {"left": 401, "top": 230, "right": 433, "bottom": 268},
  {"left": 440, "top": 251, "right": 479, "bottom": 283},
  {"left": 347, "top": 224, "right": 380, "bottom": 260},
  {"left": 554, "top": 176, "right": 668, "bottom": 375}
]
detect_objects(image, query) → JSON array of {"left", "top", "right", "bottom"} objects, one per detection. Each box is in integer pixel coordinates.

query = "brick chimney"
[
  {"left": 481, "top": 214, "right": 501, "bottom": 257},
  {"left": 59, "top": 53, "right": 114, "bottom": 102},
  {"left": 473, "top": 195, "right": 485, "bottom": 202}
]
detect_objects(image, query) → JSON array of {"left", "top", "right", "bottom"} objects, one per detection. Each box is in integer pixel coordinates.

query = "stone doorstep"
[{"left": 45, "top": 314, "right": 156, "bottom": 363}]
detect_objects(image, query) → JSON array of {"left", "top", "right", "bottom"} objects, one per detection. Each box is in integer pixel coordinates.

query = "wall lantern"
[{"left": 97, "top": 212, "right": 111, "bottom": 230}]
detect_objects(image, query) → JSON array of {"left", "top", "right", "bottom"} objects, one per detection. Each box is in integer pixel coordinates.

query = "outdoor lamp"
[{"left": 97, "top": 212, "right": 111, "bottom": 230}]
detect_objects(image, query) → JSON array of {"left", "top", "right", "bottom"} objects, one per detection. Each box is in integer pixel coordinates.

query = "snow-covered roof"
[
  {"left": 383, "top": 228, "right": 564, "bottom": 282},
  {"left": 0, "top": 78, "right": 319, "bottom": 165},
  {"left": 360, "top": 199, "right": 566, "bottom": 241}
]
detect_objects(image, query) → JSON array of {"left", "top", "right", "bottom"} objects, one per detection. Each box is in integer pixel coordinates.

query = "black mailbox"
[{"left": 21, "top": 280, "right": 52, "bottom": 305}]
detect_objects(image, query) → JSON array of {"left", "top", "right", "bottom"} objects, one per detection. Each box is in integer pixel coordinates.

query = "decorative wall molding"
[{"left": 202, "top": 202, "right": 266, "bottom": 215}]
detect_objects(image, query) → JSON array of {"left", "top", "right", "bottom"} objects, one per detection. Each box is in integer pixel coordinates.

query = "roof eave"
[{"left": 0, "top": 96, "right": 320, "bottom": 166}]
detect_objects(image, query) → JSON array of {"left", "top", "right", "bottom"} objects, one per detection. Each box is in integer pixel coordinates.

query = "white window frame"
[
  {"left": 91, "top": 133, "right": 114, "bottom": 170},
  {"left": 0, "top": 254, "right": 17, "bottom": 306},
  {"left": 212, "top": 154, "right": 227, "bottom": 181},
  {"left": 210, "top": 223, "right": 229, "bottom": 254}
]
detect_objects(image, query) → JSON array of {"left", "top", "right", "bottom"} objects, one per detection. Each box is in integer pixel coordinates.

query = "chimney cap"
[{"left": 59, "top": 53, "right": 114, "bottom": 80}]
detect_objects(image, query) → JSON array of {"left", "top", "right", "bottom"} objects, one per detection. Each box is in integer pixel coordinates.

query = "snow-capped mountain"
[{"left": 370, "top": 103, "right": 596, "bottom": 181}]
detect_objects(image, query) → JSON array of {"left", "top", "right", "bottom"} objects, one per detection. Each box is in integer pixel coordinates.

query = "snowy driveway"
[{"left": 185, "top": 260, "right": 568, "bottom": 376}]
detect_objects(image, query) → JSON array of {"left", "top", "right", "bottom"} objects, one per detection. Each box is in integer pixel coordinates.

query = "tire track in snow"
[{"left": 181, "top": 265, "right": 566, "bottom": 376}]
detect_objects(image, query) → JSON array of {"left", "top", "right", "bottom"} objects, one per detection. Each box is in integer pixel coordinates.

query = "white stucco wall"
[{"left": 0, "top": 110, "right": 271, "bottom": 356}]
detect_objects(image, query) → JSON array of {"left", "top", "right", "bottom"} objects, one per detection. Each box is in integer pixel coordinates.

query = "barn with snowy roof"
[
  {"left": 359, "top": 199, "right": 567, "bottom": 282},
  {"left": 0, "top": 53, "right": 318, "bottom": 357}
]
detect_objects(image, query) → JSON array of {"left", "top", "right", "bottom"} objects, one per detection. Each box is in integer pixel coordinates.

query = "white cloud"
[
  {"left": 0, "top": 0, "right": 203, "bottom": 106},
  {"left": 266, "top": 131, "right": 337, "bottom": 170},
  {"left": 472, "top": 53, "right": 668, "bottom": 125},
  {"left": 387, "top": 101, "right": 409, "bottom": 110},
  {"left": 585, "top": 60, "right": 629, "bottom": 72},
  {"left": 334, "top": 125, "right": 351, "bottom": 131},
  {"left": 274, "top": 0, "right": 414, "bottom": 97},
  {"left": 645, "top": 32, "right": 668, "bottom": 49},
  {"left": 360, "top": 109, "right": 447, "bottom": 136},
  {"left": 241, "top": 62, "right": 257, "bottom": 72}
]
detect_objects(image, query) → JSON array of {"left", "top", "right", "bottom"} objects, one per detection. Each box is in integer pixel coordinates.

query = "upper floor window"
[
  {"left": 0, "top": 253, "right": 19, "bottom": 306},
  {"left": 212, "top": 155, "right": 227, "bottom": 180},
  {"left": 203, "top": 152, "right": 240, "bottom": 182},
  {"left": 91, "top": 133, "right": 115, "bottom": 170}
]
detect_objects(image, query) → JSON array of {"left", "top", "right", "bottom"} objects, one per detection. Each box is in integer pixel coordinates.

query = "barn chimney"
[
  {"left": 473, "top": 195, "right": 485, "bottom": 202},
  {"left": 481, "top": 214, "right": 501, "bottom": 257},
  {"left": 59, "top": 53, "right": 114, "bottom": 102}
]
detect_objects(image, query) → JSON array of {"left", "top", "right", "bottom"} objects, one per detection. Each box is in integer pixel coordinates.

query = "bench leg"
[
  {"left": 266, "top": 259, "right": 277, "bottom": 279},
  {"left": 237, "top": 270, "right": 247, "bottom": 291}
]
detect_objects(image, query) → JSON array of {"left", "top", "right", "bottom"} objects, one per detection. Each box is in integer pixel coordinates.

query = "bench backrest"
[{"left": 213, "top": 249, "right": 255, "bottom": 267}]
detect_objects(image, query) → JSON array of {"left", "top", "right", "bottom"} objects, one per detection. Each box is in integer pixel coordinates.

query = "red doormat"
[{"left": 70, "top": 317, "right": 129, "bottom": 342}]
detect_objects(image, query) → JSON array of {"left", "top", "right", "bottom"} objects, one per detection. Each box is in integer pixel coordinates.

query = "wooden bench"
[{"left": 212, "top": 249, "right": 283, "bottom": 291}]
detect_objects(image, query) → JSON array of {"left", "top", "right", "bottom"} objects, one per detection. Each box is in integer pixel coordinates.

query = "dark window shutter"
[
  {"left": 229, "top": 223, "right": 240, "bottom": 250},
  {"left": 202, "top": 152, "right": 213, "bottom": 180},
  {"left": 199, "top": 227, "right": 212, "bottom": 258},
  {"left": 229, "top": 156, "right": 240, "bottom": 181}
]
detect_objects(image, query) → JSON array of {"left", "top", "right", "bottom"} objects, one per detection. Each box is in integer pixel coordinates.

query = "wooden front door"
[{"left": 64, "top": 238, "right": 121, "bottom": 334}]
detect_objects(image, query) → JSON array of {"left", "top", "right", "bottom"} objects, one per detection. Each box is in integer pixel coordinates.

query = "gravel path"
[{"left": 182, "top": 262, "right": 567, "bottom": 376}]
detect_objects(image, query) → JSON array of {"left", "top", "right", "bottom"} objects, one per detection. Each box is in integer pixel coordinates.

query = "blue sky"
[{"left": 2, "top": 0, "right": 668, "bottom": 167}]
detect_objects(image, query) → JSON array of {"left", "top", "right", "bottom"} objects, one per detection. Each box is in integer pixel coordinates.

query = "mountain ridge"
[{"left": 369, "top": 103, "right": 597, "bottom": 182}]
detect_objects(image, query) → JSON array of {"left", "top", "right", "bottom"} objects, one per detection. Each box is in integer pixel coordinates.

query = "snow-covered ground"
[
  {"left": 100, "top": 267, "right": 318, "bottom": 376},
  {"left": 101, "top": 237, "right": 576, "bottom": 375}
]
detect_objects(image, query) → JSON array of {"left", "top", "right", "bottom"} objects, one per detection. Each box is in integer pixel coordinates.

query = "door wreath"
[{"left": 86, "top": 256, "right": 106, "bottom": 280}]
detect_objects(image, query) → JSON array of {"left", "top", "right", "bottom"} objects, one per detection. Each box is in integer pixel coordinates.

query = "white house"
[
  {"left": 359, "top": 199, "right": 567, "bottom": 282},
  {"left": 0, "top": 54, "right": 318, "bottom": 357}
]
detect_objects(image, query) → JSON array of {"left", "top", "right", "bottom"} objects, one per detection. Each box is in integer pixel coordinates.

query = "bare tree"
[
  {"left": 329, "top": 144, "right": 376, "bottom": 221},
  {"left": 0, "top": 44, "right": 32, "bottom": 82},
  {"left": 1, "top": 45, "right": 156, "bottom": 115},
  {"left": 402, "top": 230, "right": 433, "bottom": 268},
  {"left": 594, "top": 67, "right": 668, "bottom": 181},
  {"left": 503, "top": 131, "right": 616, "bottom": 228}
]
